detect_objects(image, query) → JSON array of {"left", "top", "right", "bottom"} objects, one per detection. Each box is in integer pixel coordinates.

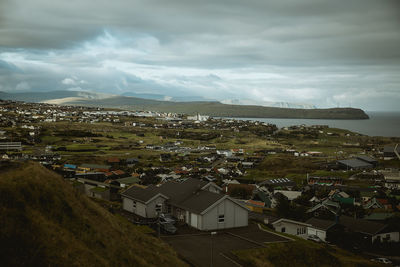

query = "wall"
[
  {"left": 201, "top": 198, "right": 248, "bottom": 230},
  {"left": 373, "top": 232, "right": 400, "bottom": 243},
  {"left": 273, "top": 221, "right": 308, "bottom": 238},
  {"left": 307, "top": 227, "right": 327, "bottom": 241}
]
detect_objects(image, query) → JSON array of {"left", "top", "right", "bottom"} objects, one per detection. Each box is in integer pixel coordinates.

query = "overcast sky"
[{"left": 0, "top": 0, "right": 399, "bottom": 111}]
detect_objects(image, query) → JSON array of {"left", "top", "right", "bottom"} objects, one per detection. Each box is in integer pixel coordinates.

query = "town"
[{"left": 1, "top": 99, "right": 399, "bottom": 266}]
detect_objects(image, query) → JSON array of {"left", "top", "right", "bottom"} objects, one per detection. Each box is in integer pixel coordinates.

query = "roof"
[
  {"left": 384, "top": 145, "right": 400, "bottom": 153},
  {"left": 339, "top": 216, "right": 387, "bottom": 235},
  {"left": 272, "top": 218, "right": 311, "bottom": 227},
  {"left": 364, "top": 213, "right": 394, "bottom": 221},
  {"left": 121, "top": 185, "right": 169, "bottom": 203},
  {"left": 107, "top": 157, "right": 120, "bottom": 163},
  {"left": 338, "top": 159, "right": 373, "bottom": 169},
  {"left": 122, "top": 177, "right": 247, "bottom": 214},
  {"left": 356, "top": 155, "right": 378, "bottom": 164},
  {"left": 274, "top": 190, "right": 302, "bottom": 201},
  {"left": 306, "top": 217, "right": 336, "bottom": 231},
  {"left": 176, "top": 191, "right": 226, "bottom": 214},
  {"left": 115, "top": 176, "right": 141, "bottom": 185},
  {"left": 80, "top": 163, "right": 111, "bottom": 170},
  {"left": 259, "top": 178, "right": 295, "bottom": 187}
]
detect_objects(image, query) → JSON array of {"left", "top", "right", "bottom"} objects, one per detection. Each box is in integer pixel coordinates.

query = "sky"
[{"left": 0, "top": 0, "right": 400, "bottom": 111}]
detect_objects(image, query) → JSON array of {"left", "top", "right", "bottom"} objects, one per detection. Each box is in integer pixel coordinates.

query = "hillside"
[
  {"left": 0, "top": 162, "right": 186, "bottom": 267},
  {"left": 0, "top": 90, "right": 369, "bottom": 119},
  {"left": 234, "top": 232, "right": 379, "bottom": 267}
]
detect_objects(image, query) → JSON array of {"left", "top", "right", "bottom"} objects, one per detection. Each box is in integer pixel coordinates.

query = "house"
[
  {"left": 383, "top": 145, "right": 400, "bottom": 160},
  {"left": 271, "top": 218, "right": 310, "bottom": 238},
  {"left": 308, "top": 176, "right": 343, "bottom": 186},
  {"left": 306, "top": 217, "right": 336, "bottom": 242},
  {"left": 337, "top": 159, "right": 373, "bottom": 170},
  {"left": 274, "top": 190, "right": 302, "bottom": 201},
  {"left": 121, "top": 178, "right": 248, "bottom": 230},
  {"left": 259, "top": 178, "right": 296, "bottom": 190},
  {"left": 364, "top": 197, "right": 384, "bottom": 210},
  {"left": 338, "top": 216, "right": 399, "bottom": 244},
  {"left": 80, "top": 163, "right": 111, "bottom": 172},
  {"left": 356, "top": 155, "right": 378, "bottom": 167},
  {"left": 307, "top": 199, "right": 341, "bottom": 220},
  {"left": 112, "top": 176, "right": 141, "bottom": 188}
]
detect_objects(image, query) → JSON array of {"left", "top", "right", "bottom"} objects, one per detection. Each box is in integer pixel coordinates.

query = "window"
[
  {"left": 155, "top": 203, "right": 162, "bottom": 213},
  {"left": 281, "top": 227, "right": 286, "bottom": 233},
  {"left": 133, "top": 201, "right": 136, "bottom": 209},
  {"left": 218, "top": 215, "right": 225, "bottom": 223}
]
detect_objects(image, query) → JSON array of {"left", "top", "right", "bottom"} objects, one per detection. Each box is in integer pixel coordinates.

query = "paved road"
[{"left": 162, "top": 222, "right": 290, "bottom": 267}]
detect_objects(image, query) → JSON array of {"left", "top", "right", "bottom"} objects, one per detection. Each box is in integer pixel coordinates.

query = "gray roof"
[
  {"left": 176, "top": 190, "right": 226, "bottom": 214},
  {"left": 337, "top": 159, "right": 373, "bottom": 169},
  {"left": 121, "top": 178, "right": 231, "bottom": 214},
  {"left": 306, "top": 217, "right": 336, "bottom": 231},
  {"left": 115, "top": 176, "right": 141, "bottom": 185},
  {"left": 339, "top": 216, "right": 387, "bottom": 235},
  {"left": 384, "top": 145, "right": 400, "bottom": 153},
  {"left": 121, "top": 185, "right": 166, "bottom": 203},
  {"left": 356, "top": 155, "right": 377, "bottom": 164}
]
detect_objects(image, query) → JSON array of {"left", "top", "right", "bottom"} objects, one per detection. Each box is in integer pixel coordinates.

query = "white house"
[
  {"left": 306, "top": 217, "right": 336, "bottom": 241},
  {"left": 271, "top": 218, "right": 310, "bottom": 238},
  {"left": 121, "top": 178, "right": 249, "bottom": 230}
]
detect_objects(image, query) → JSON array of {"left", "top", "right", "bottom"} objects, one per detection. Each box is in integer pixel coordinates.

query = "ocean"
[{"left": 217, "top": 112, "right": 400, "bottom": 137}]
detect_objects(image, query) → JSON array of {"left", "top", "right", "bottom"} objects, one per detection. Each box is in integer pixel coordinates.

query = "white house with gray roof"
[{"left": 121, "top": 178, "right": 249, "bottom": 230}]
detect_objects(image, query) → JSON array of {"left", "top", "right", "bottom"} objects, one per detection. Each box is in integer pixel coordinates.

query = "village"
[{"left": 1, "top": 99, "right": 400, "bottom": 266}]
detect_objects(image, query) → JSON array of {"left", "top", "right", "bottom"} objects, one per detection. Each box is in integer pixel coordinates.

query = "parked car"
[
  {"left": 159, "top": 213, "right": 176, "bottom": 224},
  {"left": 160, "top": 222, "right": 177, "bottom": 234},
  {"left": 371, "top": 258, "right": 392, "bottom": 264},
  {"left": 307, "top": 235, "right": 322, "bottom": 243}
]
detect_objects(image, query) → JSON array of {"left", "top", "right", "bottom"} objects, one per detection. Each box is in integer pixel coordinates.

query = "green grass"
[
  {"left": 234, "top": 225, "right": 380, "bottom": 267},
  {"left": 0, "top": 162, "right": 186, "bottom": 267}
]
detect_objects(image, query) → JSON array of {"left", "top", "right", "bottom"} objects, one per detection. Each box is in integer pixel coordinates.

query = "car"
[
  {"left": 307, "top": 234, "right": 322, "bottom": 243},
  {"left": 160, "top": 222, "right": 177, "bottom": 234},
  {"left": 371, "top": 258, "right": 392, "bottom": 264},
  {"left": 159, "top": 213, "right": 176, "bottom": 224}
]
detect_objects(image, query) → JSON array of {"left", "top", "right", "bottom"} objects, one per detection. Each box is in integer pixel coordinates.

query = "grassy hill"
[
  {"left": 234, "top": 232, "right": 379, "bottom": 267},
  {"left": 0, "top": 90, "right": 369, "bottom": 119},
  {"left": 0, "top": 162, "right": 186, "bottom": 267}
]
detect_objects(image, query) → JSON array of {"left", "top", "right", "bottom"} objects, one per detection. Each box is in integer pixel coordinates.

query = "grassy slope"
[
  {"left": 67, "top": 96, "right": 369, "bottom": 119},
  {"left": 234, "top": 233, "right": 379, "bottom": 267},
  {"left": 0, "top": 162, "right": 186, "bottom": 267}
]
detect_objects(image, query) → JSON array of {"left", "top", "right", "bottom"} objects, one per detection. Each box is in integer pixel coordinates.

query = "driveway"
[{"left": 162, "top": 222, "right": 290, "bottom": 267}]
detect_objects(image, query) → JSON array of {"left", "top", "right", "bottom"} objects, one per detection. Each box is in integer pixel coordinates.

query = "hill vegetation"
[
  {"left": 0, "top": 90, "right": 369, "bottom": 119},
  {"left": 0, "top": 162, "right": 186, "bottom": 267}
]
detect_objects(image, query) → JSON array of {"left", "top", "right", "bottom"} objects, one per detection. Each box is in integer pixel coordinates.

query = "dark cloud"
[{"left": 0, "top": 0, "right": 399, "bottom": 110}]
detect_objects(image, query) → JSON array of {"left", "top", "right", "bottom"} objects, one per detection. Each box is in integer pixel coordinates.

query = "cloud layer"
[{"left": 0, "top": 0, "right": 400, "bottom": 110}]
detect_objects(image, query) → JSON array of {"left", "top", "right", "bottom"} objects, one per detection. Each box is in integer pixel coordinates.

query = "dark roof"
[
  {"left": 339, "top": 216, "right": 387, "bottom": 235},
  {"left": 176, "top": 190, "right": 225, "bottom": 214},
  {"left": 259, "top": 178, "right": 295, "bottom": 187},
  {"left": 121, "top": 185, "right": 165, "bottom": 203},
  {"left": 115, "top": 176, "right": 141, "bottom": 185},
  {"left": 384, "top": 145, "right": 400, "bottom": 153},
  {"left": 337, "top": 159, "right": 373, "bottom": 169},
  {"left": 356, "top": 155, "right": 378, "bottom": 164},
  {"left": 306, "top": 217, "right": 336, "bottom": 231}
]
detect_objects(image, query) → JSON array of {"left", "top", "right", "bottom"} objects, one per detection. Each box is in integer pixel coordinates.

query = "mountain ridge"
[{"left": 0, "top": 90, "right": 369, "bottom": 119}]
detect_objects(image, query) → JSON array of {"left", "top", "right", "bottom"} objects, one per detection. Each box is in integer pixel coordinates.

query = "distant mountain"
[
  {"left": 221, "top": 99, "right": 317, "bottom": 109},
  {"left": 0, "top": 90, "right": 369, "bottom": 119},
  {"left": 121, "top": 92, "right": 216, "bottom": 102}
]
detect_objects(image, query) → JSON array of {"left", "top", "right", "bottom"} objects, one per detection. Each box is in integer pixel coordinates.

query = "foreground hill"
[
  {"left": 0, "top": 90, "right": 369, "bottom": 119},
  {"left": 0, "top": 162, "right": 186, "bottom": 267}
]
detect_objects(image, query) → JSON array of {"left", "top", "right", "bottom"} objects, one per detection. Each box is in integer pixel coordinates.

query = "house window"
[
  {"left": 218, "top": 215, "right": 225, "bottom": 223},
  {"left": 281, "top": 227, "right": 286, "bottom": 233},
  {"left": 133, "top": 201, "right": 136, "bottom": 209},
  {"left": 155, "top": 203, "right": 162, "bottom": 213}
]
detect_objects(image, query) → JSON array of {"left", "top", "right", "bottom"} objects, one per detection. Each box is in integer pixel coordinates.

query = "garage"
[{"left": 306, "top": 217, "right": 336, "bottom": 242}]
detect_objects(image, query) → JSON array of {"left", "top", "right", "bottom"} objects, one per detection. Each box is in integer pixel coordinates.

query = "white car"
[{"left": 371, "top": 258, "right": 392, "bottom": 264}]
